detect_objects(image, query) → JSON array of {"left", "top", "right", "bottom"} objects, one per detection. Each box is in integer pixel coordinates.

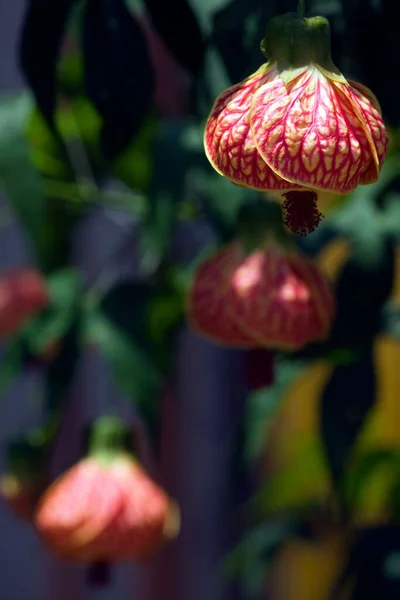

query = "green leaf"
[
  {"left": 147, "top": 292, "right": 184, "bottom": 348},
  {"left": 0, "top": 339, "right": 24, "bottom": 398},
  {"left": 23, "top": 269, "right": 82, "bottom": 354},
  {"left": 84, "top": 305, "right": 162, "bottom": 428},
  {"left": 243, "top": 358, "right": 307, "bottom": 464},
  {"left": 139, "top": 192, "right": 176, "bottom": 274},
  {"left": 342, "top": 449, "right": 400, "bottom": 511},
  {"left": 0, "top": 92, "right": 47, "bottom": 263},
  {"left": 224, "top": 520, "right": 295, "bottom": 600},
  {"left": 253, "top": 436, "right": 329, "bottom": 516}
]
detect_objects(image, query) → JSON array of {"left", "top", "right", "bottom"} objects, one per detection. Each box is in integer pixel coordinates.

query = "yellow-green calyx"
[
  {"left": 85, "top": 416, "right": 133, "bottom": 464},
  {"left": 261, "top": 12, "right": 340, "bottom": 75}
]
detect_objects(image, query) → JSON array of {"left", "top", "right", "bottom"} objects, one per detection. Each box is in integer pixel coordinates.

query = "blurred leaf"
[
  {"left": 19, "top": 0, "right": 78, "bottom": 129},
  {"left": 0, "top": 93, "right": 47, "bottom": 265},
  {"left": 0, "top": 339, "right": 24, "bottom": 398},
  {"left": 321, "top": 348, "right": 376, "bottom": 494},
  {"left": 343, "top": 449, "right": 400, "bottom": 514},
  {"left": 85, "top": 305, "right": 162, "bottom": 432},
  {"left": 40, "top": 314, "right": 81, "bottom": 442},
  {"left": 144, "top": 0, "right": 205, "bottom": 76},
  {"left": 147, "top": 292, "right": 183, "bottom": 348},
  {"left": 243, "top": 358, "right": 307, "bottom": 464},
  {"left": 328, "top": 239, "right": 395, "bottom": 349},
  {"left": 339, "top": 0, "right": 399, "bottom": 126},
  {"left": 140, "top": 192, "right": 176, "bottom": 274},
  {"left": 224, "top": 519, "right": 296, "bottom": 600},
  {"left": 23, "top": 269, "right": 82, "bottom": 354},
  {"left": 253, "top": 435, "right": 329, "bottom": 515},
  {"left": 96, "top": 281, "right": 155, "bottom": 349},
  {"left": 112, "top": 115, "right": 158, "bottom": 193},
  {"left": 331, "top": 526, "right": 400, "bottom": 600},
  {"left": 82, "top": 0, "right": 154, "bottom": 160}
]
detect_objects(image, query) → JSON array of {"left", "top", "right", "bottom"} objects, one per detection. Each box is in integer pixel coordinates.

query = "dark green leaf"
[
  {"left": 0, "top": 93, "right": 47, "bottom": 264},
  {"left": 40, "top": 314, "right": 81, "bottom": 442},
  {"left": 243, "top": 359, "right": 306, "bottom": 464},
  {"left": 82, "top": 0, "right": 154, "bottom": 160},
  {"left": 23, "top": 269, "right": 82, "bottom": 354},
  {"left": 19, "top": 0, "right": 78, "bottom": 129},
  {"left": 140, "top": 193, "right": 176, "bottom": 274},
  {"left": 0, "top": 339, "right": 24, "bottom": 399},
  {"left": 320, "top": 348, "right": 376, "bottom": 495},
  {"left": 97, "top": 281, "right": 155, "bottom": 351},
  {"left": 343, "top": 449, "right": 400, "bottom": 514},
  {"left": 224, "top": 520, "right": 295, "bottom": 599},
  {"left": 331, "top": 526, "right": 400, "bottom": 600},
  {"left": 144, "top": 0, "right": 205, "bottom": 76},
  {"left": 85, "top": 305, "right": 162, "bottom": 432}
]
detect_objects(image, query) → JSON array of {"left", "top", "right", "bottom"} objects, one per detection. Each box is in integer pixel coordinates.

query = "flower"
[
  {"left": 34, "top": 418, "right": 180, "bottom": 563},
  {"left": 204, "top": 13, "right": 388, "bottom": 235},
  {"left": 0, "top": 269, "right": 48, "bottom": 337},
  {"left": 187, "top": 235, "right": 335, "bottom": 351}
]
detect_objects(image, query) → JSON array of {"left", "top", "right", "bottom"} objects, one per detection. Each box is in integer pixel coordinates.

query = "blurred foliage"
[{"left": 0, "top": 0, "right": 398, "bottom": 597}]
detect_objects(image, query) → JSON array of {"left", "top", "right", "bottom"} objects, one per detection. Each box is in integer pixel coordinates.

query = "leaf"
[
  {"left": 243, "top": 358, "right": 307, "bottom": 464},
  {"left": 342, "top": 449, "right": 400, "bottom": 513},
  {"left": 40, "top": 314, "right": 82, "bottom": 442},
  {"left": 23, "top": 269, "right": 82, "bottom": 354},
  {"left": 19, "top": 0, "right": 78, "bottom": 129},
  {"left": 85, "top": 306, "right": 162, "bottom": 433},
  {"left": 82, "top": 0, "right": 154, "bottom": 160},
  {"left": 97, "top": 281, "right": 155, "bottom": 350},
  {"left": 0, "top": 93, "right": 47, "bottom": 265},
  {"left": 339, "top": 0, "right": 399, "bottom": 126},
  {"left": 224, "top": 520, "right": 295, "bottom": 600},
  {"left": 329, "top": 239, "right": 395, "bottom": 348},
  {"left": 139, "top": 192, "right": 176, "bottom": 274},
  {"left": 143, "top": 0, "right": 205, "bottom": 76},
  {"left": 331, "top": 526, "right": 400, "bottom": 600},
  {"left": 320, "top": 347, "right": 376, "bottom": 493},
  {"left": 0, "top": 339, "right": 24, "bottom": 399},
  {"left": 253, "top": 435, "right": 329, "bottom": 515}
]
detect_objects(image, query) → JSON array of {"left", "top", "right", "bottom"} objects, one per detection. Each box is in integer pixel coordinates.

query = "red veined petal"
[
  {"left": 250, "top": 67, "right": 379, "bottom": 194},
  {"left": 204, "top": 65, "right": 301, "bottom": 191},
  {"left": 345, "top": 80, "right": 388, "bottom": 183},
  {"left": 227, "top": 245, "right": 335, "bottom": 350},
  {"left": 187, "top": 244, "right": 256, "bottom": 347}
]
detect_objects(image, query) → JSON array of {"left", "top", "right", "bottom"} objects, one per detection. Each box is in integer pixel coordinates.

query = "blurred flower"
[
  {"left": 0, "top": 269, "right": 48, "bottom": 337},
  {"left": 204, "top": 13, "right": 388, "bottom": 236},
  {"left": 35, "top": 417, "right": 180, "bottom": 563},
  {"left": 187, "top": 235, "right": 335, "bottom": 351}
]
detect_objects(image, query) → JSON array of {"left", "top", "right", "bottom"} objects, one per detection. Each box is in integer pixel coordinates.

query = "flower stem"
[{"left": 297, "top": 0, "right": 305, "bottom": 16}]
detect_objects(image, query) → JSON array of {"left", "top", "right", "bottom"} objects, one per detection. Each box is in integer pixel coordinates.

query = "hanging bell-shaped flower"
[{"left": 204, "top": 13, "right": 388, "bottom": 235}]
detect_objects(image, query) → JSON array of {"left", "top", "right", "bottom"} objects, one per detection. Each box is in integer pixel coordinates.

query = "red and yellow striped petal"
[
  {"left": 227, "top": 246, "right": 335, "bottom": 350},
  {"left": 187, "top": 244, "right": 256, "bottom": 347},
  {"left": 346, "top": 80, "right": 388, "bottom": 183},
  {"left": 35, "top": 459, "right": 123, "bottom": 549},
  {"left": 249, "top": 67, "right": 381, "bottom": 194},
  {"left": 204, "top": 65, "right": 301, "bottom": 191}
]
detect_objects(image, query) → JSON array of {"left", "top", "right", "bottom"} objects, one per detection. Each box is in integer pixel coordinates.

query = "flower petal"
[
  {"left": 250, "top": 67, "right": 380, "bottom": 194},
  {"left": 35, "top": 459, "right": 124, "bottom": 550},
  {"left": 187, "top": 245, "right": 256, "bottom": 347},
  {"left": 204, "top": 65, "right": 300, "bottom": 191},
  {"left": 227, "top": 247, "right": 334, "bottom": 350},
  {"left": 346, "top": 80, "right": 388, "bottom": 183}
]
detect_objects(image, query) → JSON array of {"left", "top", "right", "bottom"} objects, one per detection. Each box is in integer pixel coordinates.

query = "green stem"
[{"left": 297, "top": 0, "right": 305, "bottom": 16}]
